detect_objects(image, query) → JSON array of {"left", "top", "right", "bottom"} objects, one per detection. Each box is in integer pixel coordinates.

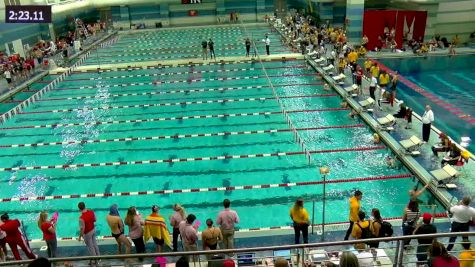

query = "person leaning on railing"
[
  {"left": 447, "top": 196, "right": 475, "bottom": 251},
  {"left": 413, "top": 213, "right": 437, "bottom": 266}
]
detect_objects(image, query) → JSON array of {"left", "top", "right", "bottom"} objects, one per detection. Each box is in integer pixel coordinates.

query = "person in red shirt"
[
  {"left": 78, "top": 202, "right": 100, "bottom": 265},
  {"left": 428, "top": 241, "right": 460, "bottom": 267},
  {"left": 0, "top": 213, "right": 36, "bottom": 260},
  {"left": 37, "top": 211, "right": 57, "bottom": 258}
]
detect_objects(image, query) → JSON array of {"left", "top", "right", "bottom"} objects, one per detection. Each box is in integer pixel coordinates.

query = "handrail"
[{"left": 1, "top": 232, "right": 473, "bottom": 266}]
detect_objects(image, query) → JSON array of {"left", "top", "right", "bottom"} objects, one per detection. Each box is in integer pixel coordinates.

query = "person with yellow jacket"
[
  {"left": 144, "top": 205, "right": 171, "bottom": 252},
  {"left": 290, "top": 198, "right": 310, "bottom": 244},
  {"left": 344, "top": 190, "right": 363, "bottom": 240}
]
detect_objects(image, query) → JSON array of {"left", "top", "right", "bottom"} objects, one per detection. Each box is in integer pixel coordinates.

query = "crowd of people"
[{"left": 1, "top": 19, "right": 107, "bottom": 92}]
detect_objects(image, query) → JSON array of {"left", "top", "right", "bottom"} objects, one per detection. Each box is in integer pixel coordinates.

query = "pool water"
[
  {"left": 377, "top": 54, "right": 475, "bottom": 152},
  {"left": 0, "top": 25, "right": 444, "bottom": 241},
  {"left": 84, "top": 25, "right": 291, "bottom": 65}
]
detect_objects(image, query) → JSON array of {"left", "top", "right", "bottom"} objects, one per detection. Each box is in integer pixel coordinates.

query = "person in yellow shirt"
[
  {"left": 359, "top": 46, "right": 367, "bottom": 57},
  {"left": 379, "top": 71, "right": 390, "bottom": 90},
  {"left": 338, "top": 57, "right": 346, "bottom": 74},
  {"left": 459, "top": 242, "right": 475, "bottom": 267},
  {"left": 344, "top": 190, "right": 363, "bottom": 240},
  {"left": 348, "top": 50, "right": 358, "bottom": 64},
  {"left": 364, "top": 59, "right": 372, "bottom": 75},
  {"left": 370, "top": 63, "right": 380, "bottom": 80},
  {"left": 289, "top": 198, "right": 309, "bottom": 244}
]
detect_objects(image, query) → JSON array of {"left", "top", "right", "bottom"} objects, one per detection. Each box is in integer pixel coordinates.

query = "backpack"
[
  {"left": 379, "top": 221, "right": 394, "bottom": 237},
  {"left": 356, "top": 222, "right": 372, "bottom": 239}
]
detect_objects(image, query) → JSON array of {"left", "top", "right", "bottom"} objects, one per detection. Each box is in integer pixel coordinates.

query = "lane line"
[
  {"left": 40, "top": 83, "right": 322, "bottom": 102},
  {"left": 0, "top": 124, "right": 364, "bottom": 149},
  {"left": 0, "top": 173, "right": 410, "bottom": 203},
  {"left": 20, "top": 94, "right": 336, "bottom": 115},
  {"left": 0, "top": 108, "right": 349, "bottom": 131},
  {"left": 0, "top": 145, "right": 386, "bottom": 172}
]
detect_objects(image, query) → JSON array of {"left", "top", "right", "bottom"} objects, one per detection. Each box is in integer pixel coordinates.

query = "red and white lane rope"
[
  {"left": 20, "top": 94, "right": 336, "bottom": 115},
  {"left": 0, "top": 124, "right": 364, "bottom": 149},
  {"left": 1, "top": 108, "right": 349, "bottom": 131},
  {"left": 0, "top": 145, "right": 386, "bottom": 172},
  {"left": 0, "top": 173, "right": 409, "bottom": 203}
]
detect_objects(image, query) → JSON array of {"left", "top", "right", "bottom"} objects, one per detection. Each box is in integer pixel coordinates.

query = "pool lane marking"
[
  {"left": 66, "top": 65, "right": 307, "bottom": 81},
  {"left": 20, "top": 94, "right": 336, "bottom": 115},
  {"left": 0, "top": 173, "right": 409, "bottom": 203},
  {"left": 0, "top": 108, "right": 348, "bottom": 131},
  {"left": 54, "top": 73, "right": 317, "bottom": 91},
  {"left": 0, "top": 145, "right": 385, "bottom": 172},
  {"left": 373, "top": 60, "right": 475, "bottom": 124},
  {"left": 0, "top": 124, "right": 364, "bottom": 149},
  {"left": 40, "top": 83, "right": 323, "bottom": 102},
  {"left": 69, "top": 58, "right": 304, "bottom": 74}
]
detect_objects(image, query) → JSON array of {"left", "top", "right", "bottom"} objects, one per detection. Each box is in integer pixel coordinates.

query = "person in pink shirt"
[
  {"left": 179, "top": 214, "right": 198, "bottom": 262},
  {"left": 170, "top": 204, "right": 186, "bottom": 252},
  {"left": 216, "top": 199, "right": 240, "bottom": 251}
]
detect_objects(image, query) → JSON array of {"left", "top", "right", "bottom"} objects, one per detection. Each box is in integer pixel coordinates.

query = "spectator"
[
  {"left": 78, "top": 202, "right": 100, "bottom": 265},
  {"left": 216, "top": 199, "right": 240, "bottom": 251},
  {"left": 370, "top": 63, "right": 380, "bottom": 82},
  {"left": 339, "top": 251, "right": 360, "bottom": 267},
  {"left": 275, "top": 257, "right": 289, "bottom": 267},
  {"left": 421, "top": 105, "right": 434, "bottom": 143},
  {"left": 176, "top": 256, "right": 190, "bottom": 267},
  {"left": 431, "top": 133, "right": 451, "bottom": 157},
  {"left": 179, "top": 214, "right": 198, "bottom": 262},
  {"left": 170, "top": 204, "right": 186, "bottom": 252},
  {"left": 124, "top": 206, "right": 146, "bottom": 255},
  {"left": 245, "top": 38, "right": 251, "bottom": 57},
  {"left": 106, "top": 204, "right": 131, "bottom": 255},
  {"left": 201, "top": 219, "right": 223, "bottom": 251},
  {"left": 289, "top": 198, "right": 310, "bottom": 244},
  {"left": 447, "top": 196, "right": 475, "bottom": 251},
  {"left": 459, "top": 242, "right": 474, "bottom": 267},
  {"left": 402, "top": 200, "right": 420, "bottom": 248},
  {"left": 37, "top": 211, "right": 57, "bottom": 258},
  {"left": 428, "top": 241, "right": 460, "bottom": 267},
  {"left": 441, "top": 144, "right": 461, "bottom": 166},
  {"left": 344, "top": 190, "right": 363, "bottom": 240},
  {"left": 0, "top": 213, "right": 36, "bottom": 260},
  {"left": 389, "top": 71, "right": 398, "bottom": 107},
  {"left": 0, "top": 224, "right": 6, "bottom": 261},
  {"left": 144, "top": 205, "right": 171, "bottom": 252},
  {"left": 369, "top": 208, "right": 382, "bottom": 248},
  {"left": 351, "top": 211, "right": 370, "bottom": 242},
  {"left": 413, "top": 213, "right": 437, "bottom": 265}
]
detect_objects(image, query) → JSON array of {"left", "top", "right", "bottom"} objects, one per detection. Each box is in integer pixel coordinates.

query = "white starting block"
[
  {"left": 332, "top": 73, "right": 346, "bottom": 84},
  {"left": 358, "top": 97, "right": 375, "bottom": 110},
  {"left": 322, "top": 65, "right": 334, "bottom": 75},
  {"left": 315, "top": 57, "right": 326, "bottom": 64},
  {"left": 345, "top": 84, "right": 358, "bottom": 97}
]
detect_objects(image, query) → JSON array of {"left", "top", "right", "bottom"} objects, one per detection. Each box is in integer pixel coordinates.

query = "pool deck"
[{"left": 366, "top": 47, "right": 475, "bottom": 59}]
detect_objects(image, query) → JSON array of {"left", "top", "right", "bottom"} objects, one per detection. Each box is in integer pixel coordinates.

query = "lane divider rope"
[
  {"left": 0, "top": 173, "right": 409, "bottom": 203},
  {"left": 1, "top": 108, "right": 349, "bottom": 131},
  {"left": 0, "top": 124, "right": 364, "bottom": 149},
  {"left": 0, "top": 145, "right": 386, "bottom": 172},
  {"left": 20, "top": 94, "right": 336, "bottom": 115}
]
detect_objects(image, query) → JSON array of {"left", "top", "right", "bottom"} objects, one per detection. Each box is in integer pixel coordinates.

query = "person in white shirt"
[
  {"left": 263, "top": 35, "right": 271, "bottom": 55},
  {"left": 446, "top": 196, "right": 475, "bottom": 251},
  {"left": 421, "top": 105, "right": 434, "bottom": 142},
  {"left": 369, "top": 74, "right": 378, "bottom": 101}
]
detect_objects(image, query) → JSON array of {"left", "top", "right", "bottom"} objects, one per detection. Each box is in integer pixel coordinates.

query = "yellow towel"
[{"left": 143, "top": 214, "right": 171, "bottom": 247}]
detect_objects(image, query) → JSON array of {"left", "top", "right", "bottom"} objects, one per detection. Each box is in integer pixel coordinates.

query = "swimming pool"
[
  {"left": 84, "top": 25, "right": 292, "bottom": 65},
  {"left": 377, "top": 54, "right": 475, "bottom": 153},
  {"left": 0, "top": 25, "right": 444, "bottom": 241}
]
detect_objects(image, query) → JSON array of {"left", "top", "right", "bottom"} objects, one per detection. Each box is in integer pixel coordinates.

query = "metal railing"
[{"left": 1, "top": 232, "right": 472, "bottom": 266}]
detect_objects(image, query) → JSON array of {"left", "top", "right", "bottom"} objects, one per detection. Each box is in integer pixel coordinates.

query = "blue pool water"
[
  {"left": 378, "top": 54, "right": 475, "bottom": 152},
  {"left": 0, "top": 25, "right": 445, "bottom": 241}
]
